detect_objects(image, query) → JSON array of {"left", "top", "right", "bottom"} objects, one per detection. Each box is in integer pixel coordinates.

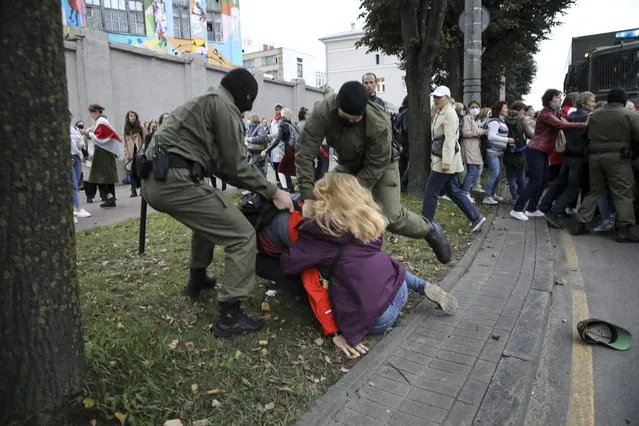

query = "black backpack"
[{"left": 238, "top": 192, "right": 302, "bottom": 231}]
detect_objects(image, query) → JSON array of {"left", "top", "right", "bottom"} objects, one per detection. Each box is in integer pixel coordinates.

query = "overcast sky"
[{"left": 240, "top": 0, "right": 639, "bottom": 108}]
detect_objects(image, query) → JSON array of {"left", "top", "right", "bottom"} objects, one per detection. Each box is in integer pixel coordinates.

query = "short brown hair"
[{"left": 88, "top": 104, "right": 105, "bottom": 114}]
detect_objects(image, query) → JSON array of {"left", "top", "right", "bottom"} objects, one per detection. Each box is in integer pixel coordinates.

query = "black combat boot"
[
  {"left": 100, "top": 196, "right": 116, "bottom": 208},
  {"left": 130, "top": 188, "right": 138, "bottom": 198},
  {"left": 213, "top": 301, "right": 265, "bottom": 337},
  {"left": 185, "top": 268, "right": 217, "bottom": 298},
  {"left": 572, "top": 221, "right": 588, "bottom": 236},
  {"left": 424, "top": 219, "right": 452, "bottom": 264},
  {"left": 616, "top": 225, "right": 639, "bottom": 243}
]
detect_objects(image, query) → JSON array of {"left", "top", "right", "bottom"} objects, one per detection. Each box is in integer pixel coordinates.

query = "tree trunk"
[
  {"left": 447, "top": 44, "right": 463, "bottom": 100},
  {"left": 400, "top": 0, "right": 448, "bottom": 195},
  {"left": 0, "top": 0, "right": 84, "bottom": 422}
]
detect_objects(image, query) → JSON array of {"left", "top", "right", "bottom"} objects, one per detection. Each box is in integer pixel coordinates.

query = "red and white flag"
[{"left": 89, "top": 116, "right": 123, "bottom": 159}]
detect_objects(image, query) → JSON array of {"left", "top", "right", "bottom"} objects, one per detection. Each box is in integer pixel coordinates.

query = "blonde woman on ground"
[{"left": 281, "top": 173, "right": 457, "bottom": 352}]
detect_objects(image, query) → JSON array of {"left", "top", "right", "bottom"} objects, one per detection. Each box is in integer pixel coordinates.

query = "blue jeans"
[
  {"left": 505, "top": 162, "right": 526, "bottom": 200},
  {"left": 598, "top": 190, "right": 614, "bottom": 222},
  {"left": 462, "top": 164, "right": 481, "bottom": 193},
  {"left": 514, "top": 148, "right": 548, "bottom": 212},
  {"left": 370, "top": 272, "right": 427, "bottom": 334},
  {"left": 422, "top": 171, "right": 481, "bottom": 223},
  {"left": 72, "top": 155, "right": 82, "bottom": 208},
  {"left": 484, "top": 155, "right": 501, "bottom": 198}
]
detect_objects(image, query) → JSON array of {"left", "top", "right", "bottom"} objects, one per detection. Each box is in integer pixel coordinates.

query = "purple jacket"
[{"left": 280, "top": 221, "right": 406, "bottom": 346}]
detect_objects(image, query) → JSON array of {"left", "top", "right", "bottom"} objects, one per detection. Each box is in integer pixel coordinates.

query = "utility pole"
[{"left": 462, "top": 0, "right": 483, "bottom": 106}]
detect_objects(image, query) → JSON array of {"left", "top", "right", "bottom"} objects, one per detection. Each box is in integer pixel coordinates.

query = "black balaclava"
[
  {"left": 336, "top": 81, "right": 369, "bottom": 127},
  {"left": 221, "top": 68, "right": 259, "bottom": 113},
  {"left": 607, "top": 87, "right": 627, "bottom": 105}
]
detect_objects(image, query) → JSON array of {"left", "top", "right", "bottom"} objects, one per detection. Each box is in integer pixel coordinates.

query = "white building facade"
[
  {"left": 243, "top": 47, "right": 319, "bottom": 86},
  {"left": 320, "top": 25, "right": 406, "bottom": 112}
]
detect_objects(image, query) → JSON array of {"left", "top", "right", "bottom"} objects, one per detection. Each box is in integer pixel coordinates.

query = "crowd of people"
[{"left": 70, "top": 65, "right": 638, "bottom": 353}]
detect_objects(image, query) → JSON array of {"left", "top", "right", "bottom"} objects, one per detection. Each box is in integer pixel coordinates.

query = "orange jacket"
[{"left": 288, "top": 212, "right": 339, "bottom": 336}]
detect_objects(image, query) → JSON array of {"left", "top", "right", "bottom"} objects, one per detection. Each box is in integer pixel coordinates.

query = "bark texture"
[
  {"left": 0, "top": 0, "right": 84, "bottom": 422},
  {"left": 401, "top": 0, "right": 448, "bottom": 194}
]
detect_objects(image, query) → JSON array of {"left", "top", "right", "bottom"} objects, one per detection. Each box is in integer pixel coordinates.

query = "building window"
[
  {"left": 401, "top": 76, "right": 407, "bottom": 91},
  {"left": 375, "top": 54, "right": 380, "bottom": 65},
  {"left": 84, "top": 0, "right": 145, "bottom": 34},
  {"left": 376, "top": 77, "right": 386, "bottom": 94},
  {"left": 173, "top": 0, "right": 191, "bottom": 38},
  {"left": 261, "top": 55, "right": 278, "bottom": 66},
  {"left": 316, "top": 72, "right": 327, "bottom": 87},
  {"left": 206, "top": 0, "right": 223, "bottom": 43},
  {"left": 85, "top": 0, "right": 103, "bottom": 30},
  {"left": 296, "top": 57, "right": 303, "bottom": 78},
  {"left": 243, "top": 59, "right": 255, "bottom": 68}
]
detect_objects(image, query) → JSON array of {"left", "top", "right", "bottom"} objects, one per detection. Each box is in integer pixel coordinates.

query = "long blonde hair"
[{"left": 312, "top": 173, "right": 388, "bottom": 243}]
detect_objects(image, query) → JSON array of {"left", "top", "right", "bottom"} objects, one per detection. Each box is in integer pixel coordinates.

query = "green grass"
[{"left": 65, "top": 194, "right": 489, "bottom": 425}]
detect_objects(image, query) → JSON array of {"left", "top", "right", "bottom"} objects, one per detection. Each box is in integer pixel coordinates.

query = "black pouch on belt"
[{"left": 153, "top": 144, "right": 169, "bottom": 181}]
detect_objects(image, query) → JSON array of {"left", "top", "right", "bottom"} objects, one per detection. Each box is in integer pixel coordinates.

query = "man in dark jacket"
[
  {"left": 542, "top": 92, "right": 595, "bottom": 228},
  {"left": 573, "top": 87, "right": 639, "bottom": 241},
  {"left": 394, "top": 96, "right": 409, "bottom": 192},
  {"left": 362, "top": 72, "right": 386, "bottom": 112}
]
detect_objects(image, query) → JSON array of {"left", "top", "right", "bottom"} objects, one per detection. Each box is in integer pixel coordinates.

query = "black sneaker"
[
  {"left": 130, "top": 189, "right": 138, "bottom": 198},
  {"left": 424, "top": 219, "right": 452, "bottom": 264},
  {"left": 544, "top": 214, "right": 563, "bottom": 229},
  {"left": 213, "top": 301, "right": 265, "bottom": 337},
  {"left": 185, "top": 268, "right": 217, "bottom": 298},
  {"left": 100, "top": 196, "right": 116, "bottom": 208},
  {"left": 572, "top": 221, "right": 588, "bottom": 236},
  {"left": 86, "top": 197, "right": 93, "bottom": 204}
]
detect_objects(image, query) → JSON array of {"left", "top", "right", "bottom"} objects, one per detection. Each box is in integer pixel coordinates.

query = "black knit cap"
[
  {"left": 221, "top": 68, "right": 259, "bottom": 112},
  {"left": 337, "top": 81, "right": 369, "bottom": 116},
  {"left": 607, "top": 87, "right": 627, "bottom": 105}
]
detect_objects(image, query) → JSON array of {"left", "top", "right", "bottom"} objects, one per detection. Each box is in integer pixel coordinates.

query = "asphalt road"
[{"left": 525, "top": 229, "right": 639, "bottom": 426}]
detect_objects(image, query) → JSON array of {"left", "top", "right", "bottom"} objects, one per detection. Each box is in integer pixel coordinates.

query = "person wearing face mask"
[
  {"left": 460, "top": 101, "right": 487, "bottom": 201},
  {"left": 510, "top": 89, "right": 586, "bottom": 221},
  {"left": 295, "top": 81, "right": 453, "bottom": 265},
  {"left": 140, "top": 68, "right": 294, "bottom": 337}
]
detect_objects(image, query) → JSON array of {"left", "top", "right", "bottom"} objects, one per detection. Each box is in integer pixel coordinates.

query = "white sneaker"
[
  {"left": 76, "top": 209, "right": 92, "bottom": 218},
  {"left": 510, "top": 210, "right": 529, "bottom": 221},
  {"left": 525, "top": 210, "right": 545, "bottom": 218},
  {"left": 472, "top": 185, "right": 485, "bottom": 193},
  {"left": 565, "top": 207, "right": 577, "bottom": 216},
  {"left": 593, "top": 221, "right": 613, "bottom": 232},
  {"left": 483, "top": 197, "right": 498, "bottom": 205},
  {"left": 494, "top": 195, "right": 505, "bottom": 202}
]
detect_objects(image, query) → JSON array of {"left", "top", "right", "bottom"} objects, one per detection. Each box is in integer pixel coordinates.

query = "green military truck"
[{"left": 564, "top": 29, "right": 638, "bottom": 108}]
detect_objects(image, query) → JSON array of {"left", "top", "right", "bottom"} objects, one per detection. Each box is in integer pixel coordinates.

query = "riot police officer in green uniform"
[
  {"left": 295, "top": 81, "right": 452, "bottom": 263},
  {"left": 141, "top": 69, "right": 294, "bottom": 337}
]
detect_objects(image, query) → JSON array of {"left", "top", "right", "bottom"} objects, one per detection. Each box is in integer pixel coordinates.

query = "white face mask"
[{"left": 469, "top": 108, "right": 480, "bottom": 116}]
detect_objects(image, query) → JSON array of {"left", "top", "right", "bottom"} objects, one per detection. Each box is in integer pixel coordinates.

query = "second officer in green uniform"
[{"left": 295, "top": 81, "right": 451, "bottom": 263}]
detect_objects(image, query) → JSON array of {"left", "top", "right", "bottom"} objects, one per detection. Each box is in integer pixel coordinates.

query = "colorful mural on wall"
[{"left": 61, "top": 0, "right": 240, "bottom": 68}]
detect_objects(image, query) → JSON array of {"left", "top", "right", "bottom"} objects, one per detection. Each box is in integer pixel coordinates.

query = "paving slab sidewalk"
[{"left": 298, "top": 203, "right": 554, "bottom": 426}]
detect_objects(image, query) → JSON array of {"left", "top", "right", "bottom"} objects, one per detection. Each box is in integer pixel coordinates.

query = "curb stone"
[{"left": 296, "top": 206, "right": 500, "bottom": 426}]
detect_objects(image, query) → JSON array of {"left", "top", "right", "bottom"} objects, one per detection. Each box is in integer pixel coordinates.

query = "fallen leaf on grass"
[
  {"left": 116, "top": 322, "right": 125, "bottom": 330},
  {"left": 235, "top": 350, "right": 242, "bottom": 358},
  {"left": 314, "top": 337, "right": 324, "bottom": 347},
  {"left": 264, "top": 402, "right": 275, "bottom": 411},
  {"left": 168, "top": 339, "right": 179, "bottom": 350},
  {"left": 83, "top": 397, "right": 95, "bottom": 409},
  {"left": 278, "top": 386, "right": 294, "bottom": 393},
  {"left": 192, "top": 420, "right": 209, "bottom": 426},
  {"left": 191, "top": 383, "right": 199, "bottom": 393},
  {"left": 241, "top": 377, "right": 252, "bottom": 386},
  {"left": 184, "top": 341, "right": 195, "bottom": 352},
  {"left": 114, "top": 412, "right": 127, "bottom": 425},
  {"left": 260, "top": 302, "right": 271, "bottom": 312},
  {"left": 211, "top": 399, "right": 221, "bottom": 408},
  {"left": 324, "top": 355, "right": 331, "bottom": 364},
  {"left": 258, "top": 340, "right": 268, "bottom": 346},
  {"left": 339, "top": 367, "right": 349, "bottom": 373},
  {"left": 207, "top": 388, "right": 225, "bottom": 395},
  {"left": 163, "top": 420, "right": 183, "bottom": 426}
]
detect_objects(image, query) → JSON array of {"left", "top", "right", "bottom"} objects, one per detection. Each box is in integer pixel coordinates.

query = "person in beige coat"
[
  {"left": 123, "top": 110, "right": 144, "bottom": 197},
  {"left": 460, "top": 101, "right": 487, "bottom": 200},
  {"left": 422, "top": 86, "right": 486, "bottom": 233}
]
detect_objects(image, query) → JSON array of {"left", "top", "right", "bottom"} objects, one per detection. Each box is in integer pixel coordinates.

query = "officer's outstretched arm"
[{"left": 296, "top": 101, "right": 328, "bottom": 200}]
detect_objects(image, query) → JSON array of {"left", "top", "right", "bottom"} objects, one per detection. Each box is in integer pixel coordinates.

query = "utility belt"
[
  {"left": 136, "top": 144, "right": 205, "bottom": 183},
  {"left": 587, "top": 144, "right": 632, "bottom": 160}
]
